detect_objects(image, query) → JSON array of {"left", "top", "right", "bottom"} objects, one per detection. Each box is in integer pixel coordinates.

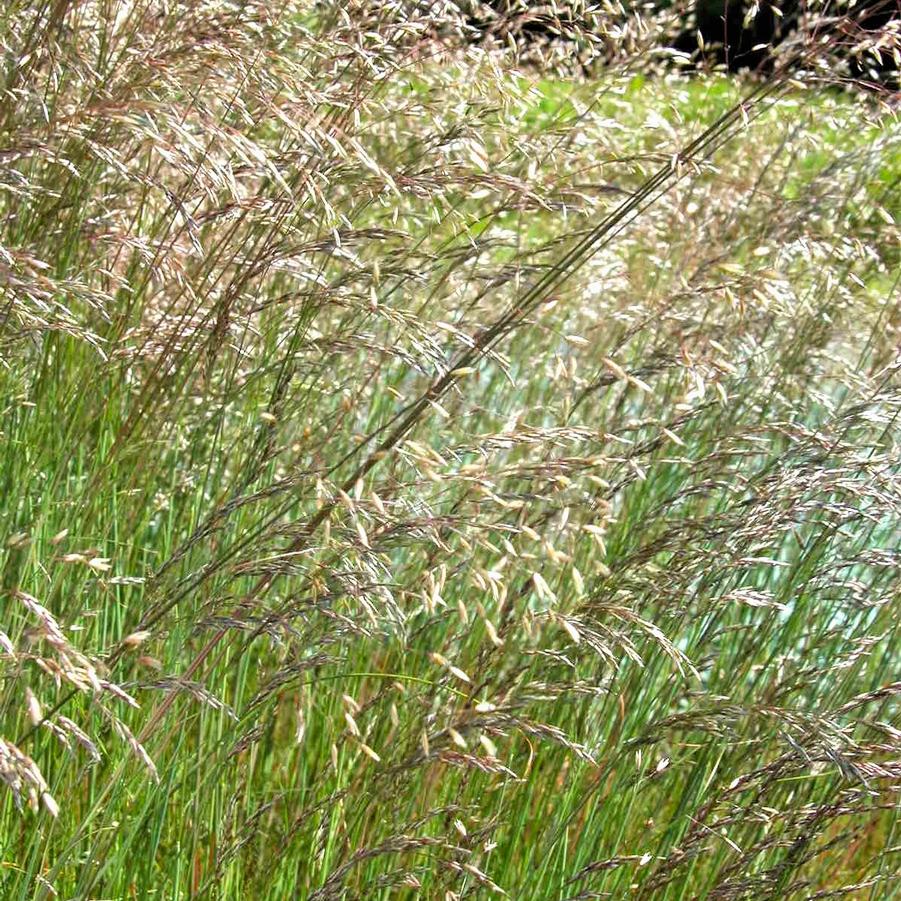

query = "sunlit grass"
[{"left": 0, "top": 1, "right": 899, "bottom": 898}]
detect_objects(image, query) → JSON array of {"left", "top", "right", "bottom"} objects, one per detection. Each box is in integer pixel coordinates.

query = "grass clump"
[{"left": 0, "top": 1, "right": 900, "bottom": 898}]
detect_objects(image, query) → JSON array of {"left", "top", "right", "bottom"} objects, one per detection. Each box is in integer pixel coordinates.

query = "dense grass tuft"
[{"left": 1, "top": 1, "right": 899, "bottom": 898}]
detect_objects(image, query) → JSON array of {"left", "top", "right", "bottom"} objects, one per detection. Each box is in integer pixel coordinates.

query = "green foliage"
[{"left": 0, "top": 2, "right": 899, "bottom": 899}]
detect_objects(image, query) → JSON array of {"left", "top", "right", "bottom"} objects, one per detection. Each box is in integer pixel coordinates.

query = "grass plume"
[{"left": 0, "top": 1, "right": 899, "bottom": 897}]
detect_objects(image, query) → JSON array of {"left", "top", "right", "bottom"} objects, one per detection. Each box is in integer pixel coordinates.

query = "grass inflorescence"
[{"left": 0, "top": 1, "right": 899, "bottom": 898}]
